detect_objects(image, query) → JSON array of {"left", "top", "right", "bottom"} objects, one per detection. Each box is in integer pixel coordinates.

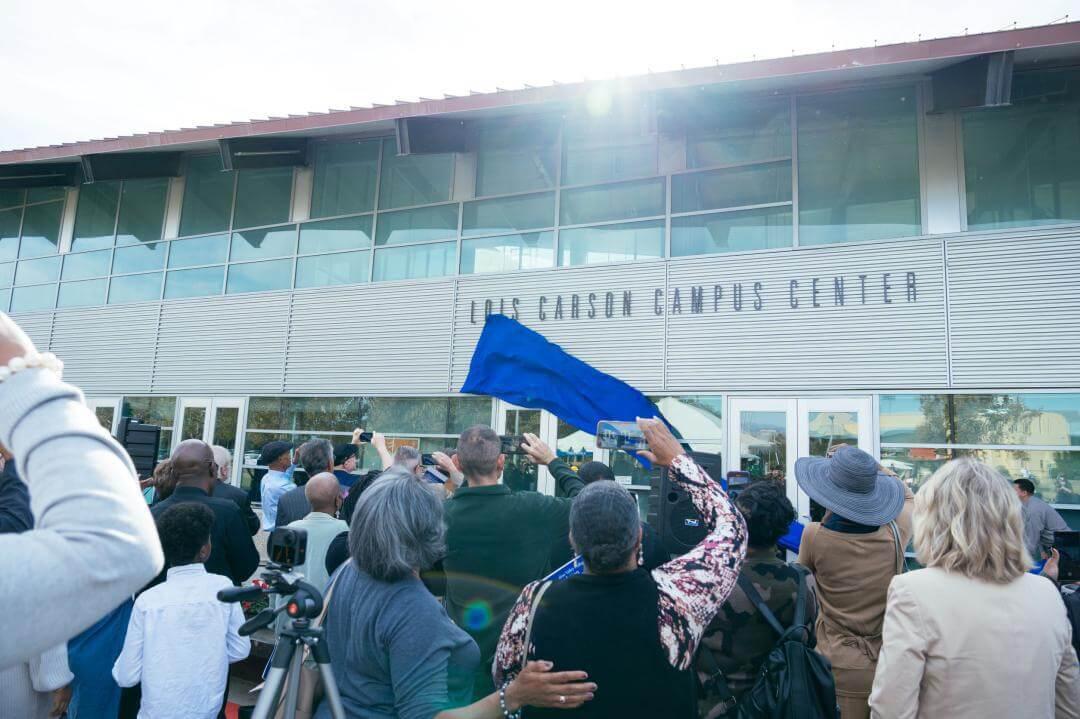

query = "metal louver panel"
[
  {"left": 51, "top": 306, "right": 157, "bottom": 394},
  {"left": 13, "top": 312, "right": 53, "bottom": 354},
  {"left": 948, "top": 233, "right": 1080, "bottom": 387}
]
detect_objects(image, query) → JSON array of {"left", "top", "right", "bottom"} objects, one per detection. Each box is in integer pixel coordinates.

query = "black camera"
[
  {"left": 500, "top": 435, "right": 527, "bottom": 455},
  {"left": 268, "top": 527, "right": 308, "bottom": 569}
]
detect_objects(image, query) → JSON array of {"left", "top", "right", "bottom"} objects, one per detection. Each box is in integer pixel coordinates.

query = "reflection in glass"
[
  {"left": 798, "top": 86, "right": 920, "bottom": 245},
  {"left": 108, "top": 272, "right": 162, "bottom": 304},
  {"left": 740, "top": 411, "right": 787, "bottom": 481},
  {"left": 671, "top": 162, "right": 791, "bottom": 213},
  {"left": 375, "top": 205, "right": 458, "bottom": 246},
  {"left": 72, "top": 181, "right": 120, "bottom": 250},
  {"left": 879, "top": 394, "right": 949, "bottom": 444},
  {"left": 27, "top": 187, "right": 66, "bottom": 203},
  {"left": 475, "top": 122, "right": 557, "bottom": 196},
  {"left": 687, "top": 97, "right": 792, "bottom": 167},
  {"left": 230, "top": 226, "right": 297, "bottom": 261},
  {"left": 213, "top": 406, "right": 240, "bottom": 454},
  {"left": 15, "top": 256, "right": 61, "bottom": 285},
  {"left": 10, "top": 284, "right": 56, "bottom": 312},
  {"left": 460, "top": 232, "right": 554, "bottom": 274},
  {"left": 0, "top": 189, "right": 24, "bottom": 209},
  {"left": 966, "top": 449, "right": 1080, "bottom": 504},
  {"left": 373, "top": 242, "right": 456, "bottom": 281},
  {"left": 378, "top": 142, "right": 454, "bottom": 210},
  {"left": 311, "top": 140, "right": 379, "bottom": 218},
  {"left": 62, "top": 249, "right": 112, "bottom": 280},
  {"left": 226, "top": 259, "right": 293, "bottom": 294},
  {"left": 563, "top": 129, "right": 657, "bottom": 187},
  {"left": 247, "top": 397, "right": 361, "bottom": 433},
  {"left": 181, "top": 406, "right": 207, "bottom": 441},
  {"left": 179, "top": 154, "right": 233, "bottom": 237},
  {"left": 504, "top": 409, "right": 541, "bottom": 492},
  {"left": 462, "top": 193, "right": 555, "bottom": 237},
  {"left": 807, "top": 412, "right": 859, "bottom": 456},
  {"left": 299, "top": 215, "right": 372, "bottom": 255},
  {"left": 0, "top": 288, "right": 7, "bottom": 312},
  {"left": 295, "top": 251, "right": 370, "bottom": 288},
  {"left": 167, "top": 234, "right": 229, "bottom": 268},
  {"left": 558, "top": 220, "right": 664, "bottom": 267},
  {"left": 58, "top": 278, "right": 108, "bottom": 308},
  {"left": 94, "top": 407, "right": 115, "bottom": 432},
  {"left": 0, "top": 208, "right": 21, "bottom": 262},
  {"left": 879, "top": 447, "right": 952, "bottom": 494},
  {"left": 112, "top": 243, "right": 166, "bottom": 274},
  {"left": 652, "top": 396, "right": 724, "bottom": 454},
  {"left": 559, "top": 178, "right": 665, "bottom": 226},
  {"left": 122, "top": 396, "right": 178, "bottom": 426},
  {"left": 17, "top": 201, "right": 63, "bottom": 258},
  {"left": 233, "top": 167, "right": 293, "bottom": 230},
  {"left": 671, "top": 208, "right": 792, "bottom": 256},
  {"left": 164, "top": 266, "right": 225, "bottom": 299},
  {"left": 0, "top": 262, "right": 13, "bottom": 287},
  {"left": 115, "top": 177, "right": 169, "bottom": 246}
]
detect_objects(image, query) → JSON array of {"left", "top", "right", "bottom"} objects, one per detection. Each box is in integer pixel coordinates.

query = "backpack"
[{"left": 705, "top": 569, "right": 839, "bottom": 719}]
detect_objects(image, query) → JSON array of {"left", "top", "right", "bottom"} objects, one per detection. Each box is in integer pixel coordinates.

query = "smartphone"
[
  {"left": 1053, "top": 531, "right": 1080, "bottom": 582},
  {"left": 423, "top": 467, "right": 448, "bottom": 485},
  {"left": 595, "top": 420, "right": 648, "bottom": 451},
  {"left": 421, "top": 453, "right": 437, "bottom": 466},
  {"left": 356, "top": 431, "right": 373, "bottom": 443},
  {"left": 500, "top": 435, "right": 527, "bottom": 455}
]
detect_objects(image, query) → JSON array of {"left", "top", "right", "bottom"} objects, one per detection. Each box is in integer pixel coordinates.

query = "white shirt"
[
  {"left": 260, "top": 469, "right": 295, "bottom": 531},
  {"left": 113, "top": 564, "right": 250, "bottom": 719}
]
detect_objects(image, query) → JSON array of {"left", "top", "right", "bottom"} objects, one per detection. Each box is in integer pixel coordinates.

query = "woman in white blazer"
[{"left": 869, "top": 458, "right": 1080, "bottom": 719}]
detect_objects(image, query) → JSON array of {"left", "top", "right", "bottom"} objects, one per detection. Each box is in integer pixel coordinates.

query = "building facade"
[{"left": 3, "top": 24, "right": 1080, "bottom": 521}]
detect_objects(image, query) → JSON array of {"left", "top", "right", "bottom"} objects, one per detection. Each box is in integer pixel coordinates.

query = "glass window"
[
  {"left": 559, "top": 219, "right": 664, "bottom": 267},
  {"left": 108, "top": 272, "right": 162, "bottom": 304},
  {"left": 226, "top": 258, "right": 293, "bottom": 294},
  {"left": 27, "top": 187, "right": 66, "bottom": 203},
  {"left": 559, "top": 178, "right": 665, "bottom": 226},
  {"left": 879, "top": 447, "right": 953, "bottom": 493},
  {"left": 460, "top": 231, "right": 554, "bottom": 274},
  {"left": 10, "top": 284, "right": 56, "bottom": 312},
  {"left": 248, "top": 397, "right": 362, "bottom": 433},
  {"left": 230, "top": 225, "right": 297, "bottom": 261},
  {"left": 165, "top": 265, "right": 225, "bottom": 299},
  {"left": 15, "top": 256, "right": 61, "bottom": 285},
  {"left": 122, "top": 395, "right": 176, "bottom": 460},
  {"left": 310, "top": 140, "right": 379, "bottom": 218},
  {"left": 964, "top": 68, "right": 1080, "bottom": 230},
  {"left": 113, "top": 243, "right": 166, "bottom": 274},
  {"left": 72, "top": 181, "right": 120, "bottom": 251},
  {"left": 378, "top": 143, "right": 454, "bottom": 209},
  {"left": 298, "top": 215, "right": 372, "bottom": 255},
  {"left": 62, "top": 249, "right": 112, "bottom": 280},
  {"left": 879, "top": 394, "right": 950, "bottom": 444},
  {"left": 563, "top": 126, "right": 657, "bottom": 186},
  {"left": 798, "top": 86, "right": 920, "bottom": 245},
  {"left": 375, "top": 204, "right": 458, "bottom": 246},
  {"left": 58, "top": 278, "right": 108, "bottom": 308},
  {"left": 295, "top": 250, "right": 370, "bottom": 288},
  {"left": 179, "top": 154, "right": 233, "bottom": 237},
  {"left": 233, "top": 167, "right": 293, "bottom": 229},
  {"left": 671, "top": 207, "right": 792, "bottom": 256},
  {"left": 687, "top": 97, "right": 792, "bottom": 167},
  {"left": 0, "top": 288, "right": 7, "bottom": 312},
  {"left": 167, "top": 234, "right": 229, "bottom": 268},
  {"left": 953, "top": 394, "right": 1080, "bottom": 446},
  {"left": 373, "top": 242, "right": 456, "bottom": 281},
  {"left": 17, "top": 201, "right": 62, "bottom": 258},
  {"left": 475, "top": 121, "right": 557, "bottom": 196},
  {"left": 0, "top": 189, "right": 23, "bottom": 210},
  {"left": 965, "top": 449, "right": 1080, "bottom": 501},
  {"left": 0, "top": 208, "right": 20, "bottom": 262},
  {"left": 115, "top": 177, "right": 169, "bottom": 246},
  {"left": 651, "top": 395, "right": 724, "bottom": 453},
  {"left": 462, "top": 192, "right": 555, "bottom": 237},
  {"left": 0, "top": 262, "right": 13, "bottom": 287},
  {"left": 671, "top": 161, "right": 791, "bottom": 214},
  {"left": 365, "top": 397, "right": 491, "bottom": 434}
]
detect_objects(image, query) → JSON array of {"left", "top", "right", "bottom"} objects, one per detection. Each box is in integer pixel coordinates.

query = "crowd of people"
[{"left": 1, "top": 308, "right": 1079, "bottom": 718}]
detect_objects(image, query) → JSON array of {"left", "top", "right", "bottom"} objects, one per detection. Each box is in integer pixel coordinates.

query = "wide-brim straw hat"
[{"left": 794, "top": 445, "right": 905, "bottom": 527}]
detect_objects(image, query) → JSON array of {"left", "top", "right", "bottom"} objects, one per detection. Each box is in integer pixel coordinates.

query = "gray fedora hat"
[{"left": 794, "top": 446, "right": 905, "bottom": 527}]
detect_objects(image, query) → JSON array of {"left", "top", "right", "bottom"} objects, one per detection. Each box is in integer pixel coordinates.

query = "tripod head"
[{"left": 218, "top": 561, "right": 326, "bottom": 636}]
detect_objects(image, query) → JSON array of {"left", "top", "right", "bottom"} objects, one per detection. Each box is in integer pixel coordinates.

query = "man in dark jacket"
[
  {"left": 151, "top": 440, "right": 259, "bottom": 585},
  {"left": 0, "top": 447, "right": 32, "bottom": 534},
  {"left": 211, "top": 445, "right": 259, "bottom": 536},
  {"left": 275, "top": 439, "right": 334, "bottom": 529}
]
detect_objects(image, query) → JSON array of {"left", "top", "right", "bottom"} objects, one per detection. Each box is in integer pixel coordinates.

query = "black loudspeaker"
[
  {"left": 650, "top": 451, "right": 723, "bottom": 556},
  {"left": 116, "top": 417, "right": 161, "bottom": 480}
]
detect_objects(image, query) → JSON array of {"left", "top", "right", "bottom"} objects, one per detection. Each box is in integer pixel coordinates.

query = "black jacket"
[
  {"left": 213, "top": 480, "right": 260, "bottom": 536},
  {"left": 0, "top": 460, "right": 32, "bottom": 535},
  {"left": 151, "top": 485, "right": 260, "bottom": 585},
  {"left": 275, "top": 485, "right": 311, "bottom": 529}
]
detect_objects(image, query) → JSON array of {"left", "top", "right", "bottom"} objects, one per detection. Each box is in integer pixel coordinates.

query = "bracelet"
[
  {"left": 498, "top": 680, "right": 522, "bottom": 719},
  {"left": 0, "top": 352, "right": 63, "bottom": 383}
]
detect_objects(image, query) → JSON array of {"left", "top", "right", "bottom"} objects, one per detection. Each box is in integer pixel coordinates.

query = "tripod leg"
[
  {"left": 312, "top": 640, "right": 347, "bottom": 719},
  {"left": 281, "top": 641, "right": 306, "bottom": 719},
  {"left": 250, "top": 639, "right": 296, "bottom": 719}
]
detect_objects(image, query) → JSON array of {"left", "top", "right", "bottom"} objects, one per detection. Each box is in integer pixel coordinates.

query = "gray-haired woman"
[{"left": 317, "top": 467, "right": 595, "bottom": 719}]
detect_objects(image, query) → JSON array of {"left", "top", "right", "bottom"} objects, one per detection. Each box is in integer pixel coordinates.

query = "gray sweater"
[{"left": 0, "top": 368, "right": 164, "bottom": 669}]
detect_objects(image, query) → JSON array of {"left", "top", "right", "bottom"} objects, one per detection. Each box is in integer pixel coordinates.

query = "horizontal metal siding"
[
  {"left": 451, "top": 262, "right": 667, "bottom": 392},
  {"left": 11, "top": 312, "right": 53, "bottom": 354},
  {"left": 153, "top": 294, "right": 290, "bottom": 394},
  {"left": 51, "top": 305, "right": 158, "bottom": 394},
  {"left": 948, "top": 233, "right": 1080, "bottom": 387},
  {"left": 666, "top": 239, "right": 949, "bottom": 391},
  {"left": 285, "top": 281, "right": 454, "bottom": 395}
]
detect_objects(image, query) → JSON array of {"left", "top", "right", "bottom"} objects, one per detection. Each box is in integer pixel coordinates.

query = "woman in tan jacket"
[
  {"left": 869, "top": 458, "right": 1080, "bottom": 718},
  {"left": 796, "top": 446, "right": 912, "bottom": 719}
]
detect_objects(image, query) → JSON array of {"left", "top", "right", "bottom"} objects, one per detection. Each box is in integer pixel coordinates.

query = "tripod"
[{"left": 219, "top": 567, "right": 346, "bottom": 719}]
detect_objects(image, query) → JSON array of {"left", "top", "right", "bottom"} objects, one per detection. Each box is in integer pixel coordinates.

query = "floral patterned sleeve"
[
  {"left": 492, "top": 579, "right": 542, "bottom": 688},
  {"left": 652, "top": 453, "right": 746, "bottom": 671}
]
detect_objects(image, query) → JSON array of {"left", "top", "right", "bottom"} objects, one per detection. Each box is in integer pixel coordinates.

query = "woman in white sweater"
[{"left": 0, "top": 312, "right": 163, "bottom": 669}]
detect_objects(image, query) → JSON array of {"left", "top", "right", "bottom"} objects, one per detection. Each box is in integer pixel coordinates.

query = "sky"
[{"left": 0, "top": 0, "right": 1075, "bottom": 151}]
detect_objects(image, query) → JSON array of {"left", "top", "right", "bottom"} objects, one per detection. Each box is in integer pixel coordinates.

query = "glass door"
[
  {"left": 795, "top": 397, "right": 874, "bottom": 518},
  {"left": 86, "top": 397, "right": 121, "bottom": 435},
  {"left": 495, "top": 401, "right": 565, "bottom": 494},
  {"left": 173, "top": 397, "right": 247, "bottom": 485}
]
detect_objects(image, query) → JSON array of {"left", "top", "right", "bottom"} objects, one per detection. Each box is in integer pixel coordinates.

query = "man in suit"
[
  {"left": 211, "top": 446, "right": 259, "bottom": 536},
  {"left": 151, "top": 440, "right": 259, "bottom": 585},
  {"left": 274, "top": 439, "right": 334, "bottom": 529}
]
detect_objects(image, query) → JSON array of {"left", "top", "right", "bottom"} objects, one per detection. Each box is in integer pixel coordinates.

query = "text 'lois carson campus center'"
[{"left": 3, "top": 22, "right": 1080, "bottom": 525}]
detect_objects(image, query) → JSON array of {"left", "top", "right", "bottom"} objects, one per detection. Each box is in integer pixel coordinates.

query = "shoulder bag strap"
[
  {"left": 790, "top": 566, "right": 809, "bottom": 628},
  {"left": 313, "top": 571, "right": 344, "bottom": 630},
  {"left": 736, "top": 574, "right": 786, "bottom": 638},
  {"left": 521, "top": 580, "right": 554, "bottom": 668},
  {"left": 889, "top": 521, "right": 906, "bottom": 575}
]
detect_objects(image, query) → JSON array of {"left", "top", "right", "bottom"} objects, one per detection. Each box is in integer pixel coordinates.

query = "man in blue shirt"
[
  {"left": 258, "top": 441, "right": 294, "bottom": 532},
  {"left": 333, "top": 443, "right": 359, "bottom": 494}
]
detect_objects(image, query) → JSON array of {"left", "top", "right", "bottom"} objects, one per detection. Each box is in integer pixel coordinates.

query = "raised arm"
[
  {"left": 0, "top": 314, "right": 163, "bottom": 669},
  {"left": 642, "top": 419, "right": 747, "bottom": 671}
]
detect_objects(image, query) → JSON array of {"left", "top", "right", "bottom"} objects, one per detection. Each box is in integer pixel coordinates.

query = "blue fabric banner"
[{"left": 461, "top": 315, "right": 664, "bottom": 460}]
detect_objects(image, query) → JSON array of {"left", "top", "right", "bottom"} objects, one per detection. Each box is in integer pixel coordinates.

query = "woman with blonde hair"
[{"left": 870, "top": 457, "right": 1080, "bottom": 718}]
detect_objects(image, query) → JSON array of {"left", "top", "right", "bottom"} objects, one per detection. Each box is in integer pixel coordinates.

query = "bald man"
[
  {"left": 282, "top": 473, "right": 348, "bottom": 592},
  {"left": 149, "top": 440, "right": 259, "bottom": 586}
]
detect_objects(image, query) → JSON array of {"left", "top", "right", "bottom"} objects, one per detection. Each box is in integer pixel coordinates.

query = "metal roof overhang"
[{"left": 3, "top": 21, "right": 1080, "bottom": 167}]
